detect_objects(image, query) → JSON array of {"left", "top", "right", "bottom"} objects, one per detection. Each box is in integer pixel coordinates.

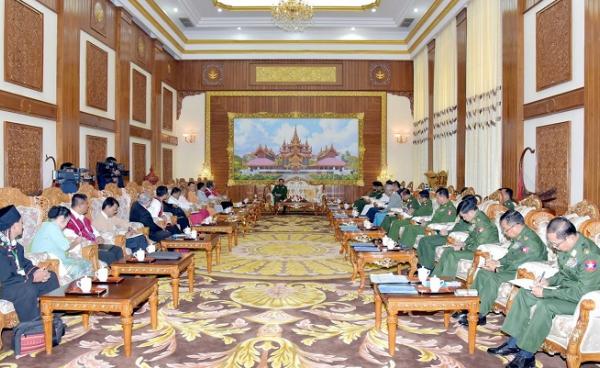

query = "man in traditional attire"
[
  {"left": 399, "top": 187, "right": 457, "bottom": 247},
  {"left": 463, "top": 210, "right": 547, "bottom": 326},
  {"left": 0, "top": 205, "right": 59, "bottom": 322},
  {"left": 431, "top": 196, "right": 499, "bottom": 277},
  {"left": 64, "top": 194, "right": 124, "bottom": 265},
  {"left": 489, "top": 217, "right": 600, "bottom": 368},
  {"left": 130, "top": 192, "right": 174, "bottom": 242}
]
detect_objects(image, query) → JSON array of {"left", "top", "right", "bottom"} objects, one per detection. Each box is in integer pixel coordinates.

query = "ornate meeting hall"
[{"left": 0, "top": 0, "right": 598, "bottom": 367}]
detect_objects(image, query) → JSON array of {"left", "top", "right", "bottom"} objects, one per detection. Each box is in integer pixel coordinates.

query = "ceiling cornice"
[{"left": 212, "top": 0, "right": 382, "bottom": 12}]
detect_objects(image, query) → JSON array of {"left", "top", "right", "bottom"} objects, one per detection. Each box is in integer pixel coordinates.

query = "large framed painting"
[{"left": 228, "top": 112, "right": 364, "bottom": 185}]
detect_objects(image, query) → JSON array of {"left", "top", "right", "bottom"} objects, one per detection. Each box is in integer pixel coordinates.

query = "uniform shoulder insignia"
[{"left": 584, "top": 260, "right": 597, "bottom": 272}]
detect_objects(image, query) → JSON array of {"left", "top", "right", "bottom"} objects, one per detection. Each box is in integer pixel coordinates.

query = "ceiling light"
[
  {"left": 351, "top": 27, "right": 356, "bottom": 31},
  {"left": 237, "top": 26, "right": 242, "bottom": 30},
  {"left": 173, "top": 7, "right": 178, "bottom": 12},
  {"left": 413, "top": 8, "right": 419, "bottom": 12},
  {"left": 371, "top": 8, "right": 376, "bottom": 12},
  {"left": 272, "top": 0, "right": 314, "bottom": 32},
  {"left": 217, "top": 8, "right": 223, "bottom": 12}
]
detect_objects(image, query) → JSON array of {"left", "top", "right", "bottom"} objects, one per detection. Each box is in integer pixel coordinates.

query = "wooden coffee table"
[
  {"left": 39, "top": 278, "right": 158, "bottom": 357},
  {"left": 275, "top": 201, "right": 318, "bottom": 215},
  {"left": 339, "top": 226, "right": 386, "bottom": 257},
  {"left": 350, "top": 248, "right": 418, "bottom": 291},
  {"left": 192, "top": 222, "right": 237, "bottom": 251},
  {"left": 111, "top": 253, "right": 194, "bottom": 308},
  {"left": 159, "top": 234, "right": 221, "bottom": 273},
  {"left": 373, "top": 283, "right": 480, "bottom": 356}
]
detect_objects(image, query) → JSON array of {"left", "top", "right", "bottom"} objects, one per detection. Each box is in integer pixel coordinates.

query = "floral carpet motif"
[{"left": 0, "top": 215, "right": 572, "bottom": 367}]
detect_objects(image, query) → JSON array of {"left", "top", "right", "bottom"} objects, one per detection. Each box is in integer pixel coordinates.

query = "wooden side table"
[
  {"left": 340, "top": 228, "right": 386, "bottom": 257},
  {"left": 39, "top": 278, "right": 158, "bottom": 357},
  {"left": 373, "top": 284, "right": 479, "bottom": 356},
  {"left": 159, "top": 234, "right": 221, "bottom": 273},
  {"left": 350, "top": 248, "right": 418, "bottom": 291},
  {"left": 192, "top": 223, "right": 237, "bottom": 250},
  {"left": 111, "top": 253, "right": 194, "bottom": 308}
]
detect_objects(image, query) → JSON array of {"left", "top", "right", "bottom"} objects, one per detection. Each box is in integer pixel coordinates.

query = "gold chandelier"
[{"left": 271, "top": 0, "right": 314, "bottom": 32}]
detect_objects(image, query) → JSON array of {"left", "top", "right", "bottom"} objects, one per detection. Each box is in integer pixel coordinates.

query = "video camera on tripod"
[
  {"left": 53, "top": 163, "right": 92, "bottom": 194},
  {"left": 96, "top": 157, "right": 129, "bottom": 189}
]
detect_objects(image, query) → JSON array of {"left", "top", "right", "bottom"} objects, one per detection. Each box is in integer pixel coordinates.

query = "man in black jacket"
[
  {"left": 0, "top": 205, "right": 59, "bottom": 322},
  {"left": 129, "top": 193, "right": 173, "bottom": 242},
  {"left": 158, "top": 186, "right": 190, "bottom": 231}
]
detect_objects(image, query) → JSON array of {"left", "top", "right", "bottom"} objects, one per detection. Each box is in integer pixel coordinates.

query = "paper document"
[
  {"left": 370, "top": 273, "right": 409, "bottom": 284},
  {"left": 509, "top": 278, "right": 558, "bottom": 290}
]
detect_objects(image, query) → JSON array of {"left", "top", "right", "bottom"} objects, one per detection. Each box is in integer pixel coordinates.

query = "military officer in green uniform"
[
  {"left": 416, "top": 196, "right": 476, "bottom": 270},
  {"left": 501, "top": 187, "right": 516, "bottom": 210},
  {"left": 460, "top": 210, "right": 547, "bottom": 326},
  {"left": 431, "top": 196, "right": 499, "bottom": 277},
  {"left": 380, "top": 189, "right": 420, "bottom": 233},
  {"left": 388, "top": 190, "right": 433, "bottom": 243},
  {"left": 399, "top": 187, "right": 457, "bottom": 248},
  {"left": 353, "top": 181, "right": 384, "bottom": 213},
  {"left": 489, "top": 217, "right": 600, "bottom": 368},
  {"left": 272, "top": 178, "right": 288, "bottom": 203}
]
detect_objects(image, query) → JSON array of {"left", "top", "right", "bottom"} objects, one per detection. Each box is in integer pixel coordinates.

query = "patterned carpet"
[{"left": 0, "top": 215, "right": 577, "bottom": 367}]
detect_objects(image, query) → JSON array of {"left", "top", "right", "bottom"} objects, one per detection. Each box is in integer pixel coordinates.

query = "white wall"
[
  {"left": 524, "top": 0, "right": 584, "bottom": 103},
  {"left": 523, "top": 108, "right": 584, "bottom": 205},
  {"left": 386, "top": 93, "right": 413, "bottom": 182},
  {"left": 0, "top": 111, "right": 56, "bottom": 188},
  {"left": 78, "top": 127, "right": 116, "bottom": 170},
  {"left": 0, "top": 0, "right": 57, "bottom": 104},
  {"left": 174, "top": 93, "right": 205, "bottom": 180}
]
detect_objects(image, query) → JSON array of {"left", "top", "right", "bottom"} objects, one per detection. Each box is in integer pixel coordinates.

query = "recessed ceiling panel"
[{"left": 213, "top": 0, "right": 380, "bottom": 11}]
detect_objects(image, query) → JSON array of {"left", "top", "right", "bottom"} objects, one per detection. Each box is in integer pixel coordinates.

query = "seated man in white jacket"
[{"left": 167, "top": 187, "right": 194, "bottom": 212}]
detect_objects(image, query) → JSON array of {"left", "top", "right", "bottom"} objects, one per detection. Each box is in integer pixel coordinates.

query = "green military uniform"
[
  {"left": 353, "top": 190, "right": 383, "bottom": 213},
  {"left": 380, "top": 195, "right": 419, "bottom": 233},
  {"left": 271, "top": 184, "right": 288, "bottom": 203},
  {"left": 432, "top": 210, "right": 499, "bottom": 277},
  {"left": 473, "top": 226, "right": 547, "bottom": 314},
  {"left": 416, "top": 219, "right": 471, "bottom": 269},
  {"left": 504, "top": 199, "right": 516, "bottom": 210},
  {"left": 399, "top": 200, "right": 457, "bottom": 248},
  {"left": 502, "top": 234, "right": 600, "bottom": 353},
  {"left": 388, "top": 198, "right": 433, "bottom": 243}
]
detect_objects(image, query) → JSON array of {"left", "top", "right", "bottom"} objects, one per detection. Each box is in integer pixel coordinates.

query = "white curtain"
[
  {"left": 465, "top": 0, "right": 503, "bottom": 196},
  {"left": 433, "top": 19, "right": 457, "bottom": 187},
  {"left": 412, "top": 49, "right": 429, "bottom": 185}
]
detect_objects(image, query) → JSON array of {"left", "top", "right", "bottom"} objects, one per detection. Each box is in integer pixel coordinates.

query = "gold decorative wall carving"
[
  {"left": 132, "top": 69, "right": 147, "bottom": 123},
  {"left": 86, "top": 42, "right": 108, "bottom": 111},
  {"left": 86, "top": 135, "right": 107, "bottom": 176},
  {"left": 536, "top": 0, "right": 571, "bottom": 91},
  {"left": 250, "top": 64, "right": 342, "bottom": 85},
  {"left": 536, "top": 121, "right": 570, "bottom": 214},
  {"left": 162, "top": 148, "right": 173, "bottom": 183},
  {"left": 162, "top": 87, "right": 173, "bottom": 131},
  {"left": 369, "top": 62, "right": 391, "bottom": 86},
  {"left": 132, "top": 143, "right": 146, "bottom": 184},
  {"left": 90, "top": 0, "right": 107, "bottom": 37},
  {"left": 4, "top": 0, "right": 43, "bottom": 91},
  {"left": 4, "top": 122, "right": 42, "bottom": 195}
]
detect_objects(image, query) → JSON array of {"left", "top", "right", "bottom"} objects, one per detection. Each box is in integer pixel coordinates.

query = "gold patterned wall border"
[
  {"left": 4, "top": 122, "right": 42, "bottom": 195},
  {"left": 226, "top": 112, "right": 365, "bottom": 186},
  {"left": 536, "top": 121, "right": 570, "bottom": 214},
  {"left": 536, "top": 0, "right": 572, "bottom": 91},
  {"left": 250, "top": 64, "right": 343, "bottom": 85},
  {"left": 90, "top": 0, "right": 107, "bottom": 37},
  {"left": 4, "top": 0, "right": 44, "bottom": 92},
  {"left": 204, "top": 91, "right": 387, "bottom": 181}
]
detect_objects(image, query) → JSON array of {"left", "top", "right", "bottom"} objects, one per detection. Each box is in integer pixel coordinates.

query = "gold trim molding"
[
  {"left": 226, "top": 112, "right": 365, "bottom": 186},
  {"left": 204, "top": 91, "right": 387, "bottom": 183},
  {"left": 212, "top": 0, "right": 381, "bottom": 12}
]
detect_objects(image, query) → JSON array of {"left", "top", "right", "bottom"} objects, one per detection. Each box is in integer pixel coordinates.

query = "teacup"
[
  {"left": 429, "top": 276, "right": 443, "bottom": 292},
  {"left": 134, "top": 249, "right": 146, "bottom": 262},
  {"left": 417, "top": 267, "right": 430, "bottom": 284},
  {"left": 146, "top": 244, "right": 156, "bottom": 253},
  {"left": 95, "top": 267, "right": 109, "bottom": 282},
  {"left": 77, "top": 276, "right": 92, "bottom": 293},
  {"left": 183, "top": 227, "right": 191, "bottom": 235}
]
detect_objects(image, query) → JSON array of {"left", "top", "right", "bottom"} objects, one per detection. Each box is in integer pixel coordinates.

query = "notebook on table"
[{"left": 378, "top": 284, "right": 418, "bottom": 295}]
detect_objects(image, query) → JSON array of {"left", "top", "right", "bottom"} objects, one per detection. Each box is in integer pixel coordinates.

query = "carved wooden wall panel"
[
  {"left": 536, "top": 0, "right": 571, "bottom": 91},
  {"left": 133, "top": 26, "right": 152, "bottom": 70},
  {"left": 86, "top": 42, "right": 108, "bottom": 111},
  {"left": 536, "top": 121, "right": 570, "bottom": 214},
  {"left": 162, "top": 148, "right": 173, "bottom": 183},
  {"left": 89, "top": 0, "right": 107, "bottom": 37},
  {"left": 132, "top": 69, "right": 147, "bottom": 123},
  {"left": 132, "top": 143, "right": 146, "bottom": 184},
  {"left": 162, "top": 87, "right": 173, "bottom": 131},
  {"left": 4, "top": 122, "right": 42, "bottom": 195},
  {"left": 86, "top": 135, "right": 107, "bottom": 176},
  {"left": 4, "top": 0, "right": 43, "bottom": 91}
]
